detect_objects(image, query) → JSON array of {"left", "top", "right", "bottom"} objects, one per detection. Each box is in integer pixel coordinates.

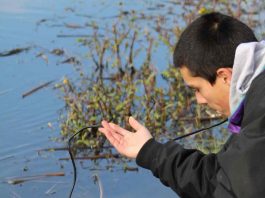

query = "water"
[{"left": 0, "top": 1, "right": 177, "bottom": 197}]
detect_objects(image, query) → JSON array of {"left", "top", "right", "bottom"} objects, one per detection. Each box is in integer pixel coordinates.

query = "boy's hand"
[{"left": 99, "top": 117, "right": 152, "bottom": 159}]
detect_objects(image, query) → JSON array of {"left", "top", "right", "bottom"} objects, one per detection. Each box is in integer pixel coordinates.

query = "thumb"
[{"left": 129, "top": 116, "right": 143, "bottom": 131}]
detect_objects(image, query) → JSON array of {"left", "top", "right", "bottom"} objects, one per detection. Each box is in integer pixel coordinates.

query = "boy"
[{"left": 99, "top": 12, "right": 265, "bottom": 198}]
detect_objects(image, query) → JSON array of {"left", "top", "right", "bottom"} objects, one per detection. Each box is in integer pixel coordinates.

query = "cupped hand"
[{"left": 98, "top": 117, "right": 152, "bottom": 159}]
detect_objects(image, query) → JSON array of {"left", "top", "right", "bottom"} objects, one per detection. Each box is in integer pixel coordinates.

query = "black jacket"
[{"left": 136, "top": 71, "right": 265, "bottom": 198}]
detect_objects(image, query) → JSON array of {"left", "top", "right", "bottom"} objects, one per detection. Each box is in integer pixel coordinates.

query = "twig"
[
  {"left": 92, "top": 174, "right": 103, "bottom": 198},
  {"left": 45, "top": 184, "right": 57, "bottom": 195},
  {"left": 178, "top": 116, "right": 223, "bottom": 122},
  {"left": 0, "top": 155, "right": 14, "bottom": 161},
  {"left": 0, "top": 89, "right": 12, "bottom": 96},
  {"left": 10, "top": 191, "right": 21, "bottom": 198},
  {"left": 39, "top": 146, "right": 96, "bottom": 152},
  {"left": 59, "top": 153, "right": 120, "bottom": 161},
  {"left": 22, "top": 80, "right": 54, "bottom": 98},
  {"left": 64, "top": 23, "right": 84, "bottom": 29},
  {"left": 57, "top": 34, "right": 91, "bottom": 38},
  {"left": 127, "top": 31, "right": 137, "bottom": 68},
  {"left": 88, "top": 167, "right": 138, "bottom": 172},
  {"left": 7, "top": 172, "right": 65, "bottom": 185},
  {"left": 124, "top": 166, "right": 138, "bottom": 172},
  {"left": 0, "top": 47, "right": 31, "bottom": 57}
]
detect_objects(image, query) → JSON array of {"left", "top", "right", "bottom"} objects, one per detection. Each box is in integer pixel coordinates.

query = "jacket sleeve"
[{"left": 136, "top": 138, "right": 219, "bottom": 198}]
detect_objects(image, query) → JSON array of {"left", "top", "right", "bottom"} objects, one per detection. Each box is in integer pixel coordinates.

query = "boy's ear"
[{"left": 216, "top": 68, "right": 233, "bottom": 85}]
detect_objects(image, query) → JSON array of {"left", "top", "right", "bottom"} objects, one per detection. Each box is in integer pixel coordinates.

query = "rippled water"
[{"left": 0, "top": 0, "right": 177, "bottom": 197}]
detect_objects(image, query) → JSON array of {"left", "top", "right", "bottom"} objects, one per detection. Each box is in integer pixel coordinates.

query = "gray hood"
[{"left": 230, "top": 40, "right": 265, "bottom": 116}]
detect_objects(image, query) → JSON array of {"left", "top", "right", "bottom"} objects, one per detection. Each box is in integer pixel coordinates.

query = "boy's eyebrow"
[
  {"left": 184, "top": 82, "right": 196, "bottom": 89},
  {"left": 189, "top": 85, "right": 197, "bottom": 89}
]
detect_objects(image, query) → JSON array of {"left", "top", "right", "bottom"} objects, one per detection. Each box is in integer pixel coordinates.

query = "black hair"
[{"left": 173, "top": 12, "right": 258, "bottom": 84}]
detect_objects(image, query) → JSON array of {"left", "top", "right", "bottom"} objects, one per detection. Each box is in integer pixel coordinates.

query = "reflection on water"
[{"left": 0, "top": 0, "right": 177, "bottom": 197}]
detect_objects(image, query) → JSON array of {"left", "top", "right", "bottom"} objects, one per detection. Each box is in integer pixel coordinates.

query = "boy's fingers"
[
  {"left": 98, "top": 127, "right": 122, "bottom": 148},
  {"left": 101, "top": 121, "right": 116, "bottom": 133},
  {"left": 128, "top": 116, "right": 143, "bottom": 131},
  {"left": 109, "top": 123, "right": 128, "bottom": 136},
  {"left": 101, "top": 120, "right": 110, "bottom": 128},
  {"left": 98, "top": 127, "right": 108, "bottom": 135}
]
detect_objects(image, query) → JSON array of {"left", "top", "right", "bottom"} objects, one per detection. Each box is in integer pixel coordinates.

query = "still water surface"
[{"left": 0, "top": 0, "right": 177, "bottom": 197}]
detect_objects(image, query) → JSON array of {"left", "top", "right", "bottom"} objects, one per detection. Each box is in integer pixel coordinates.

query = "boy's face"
[{"left": 180, "top": 66, "right": 232, "bottom": 117}]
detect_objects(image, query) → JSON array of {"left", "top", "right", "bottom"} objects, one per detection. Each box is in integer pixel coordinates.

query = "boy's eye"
[
  {"left": 192, "top": 87, "right": 199, "bottom": 92},
  {"left": 188, "top": 85, "right": 200, "bottom": 93},
  {"left": 193, "top": 88, "right": 199, "bottom": 92}
]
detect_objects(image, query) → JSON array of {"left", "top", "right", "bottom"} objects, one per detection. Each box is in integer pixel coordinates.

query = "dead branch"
[
  {"left": 57, "top": 34, "right": 91, "bottom": 38},
  {"left": 178, "top": 116, "right": 223, "bottom": 122},
  {"left": 22, "top": 80, "right": 54, "bottom": 98},
  {"left": 92, "top": 174, "right": 104, "bottom": 198},
  {"left": 0, "top": 47, "right": 31, "bottom": 57},
  {"left": 59, "top": 153, "right": 120, "bottom": 160},
  {"left": 7, "top": 172, "right": 65, "bottom": 185}
]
